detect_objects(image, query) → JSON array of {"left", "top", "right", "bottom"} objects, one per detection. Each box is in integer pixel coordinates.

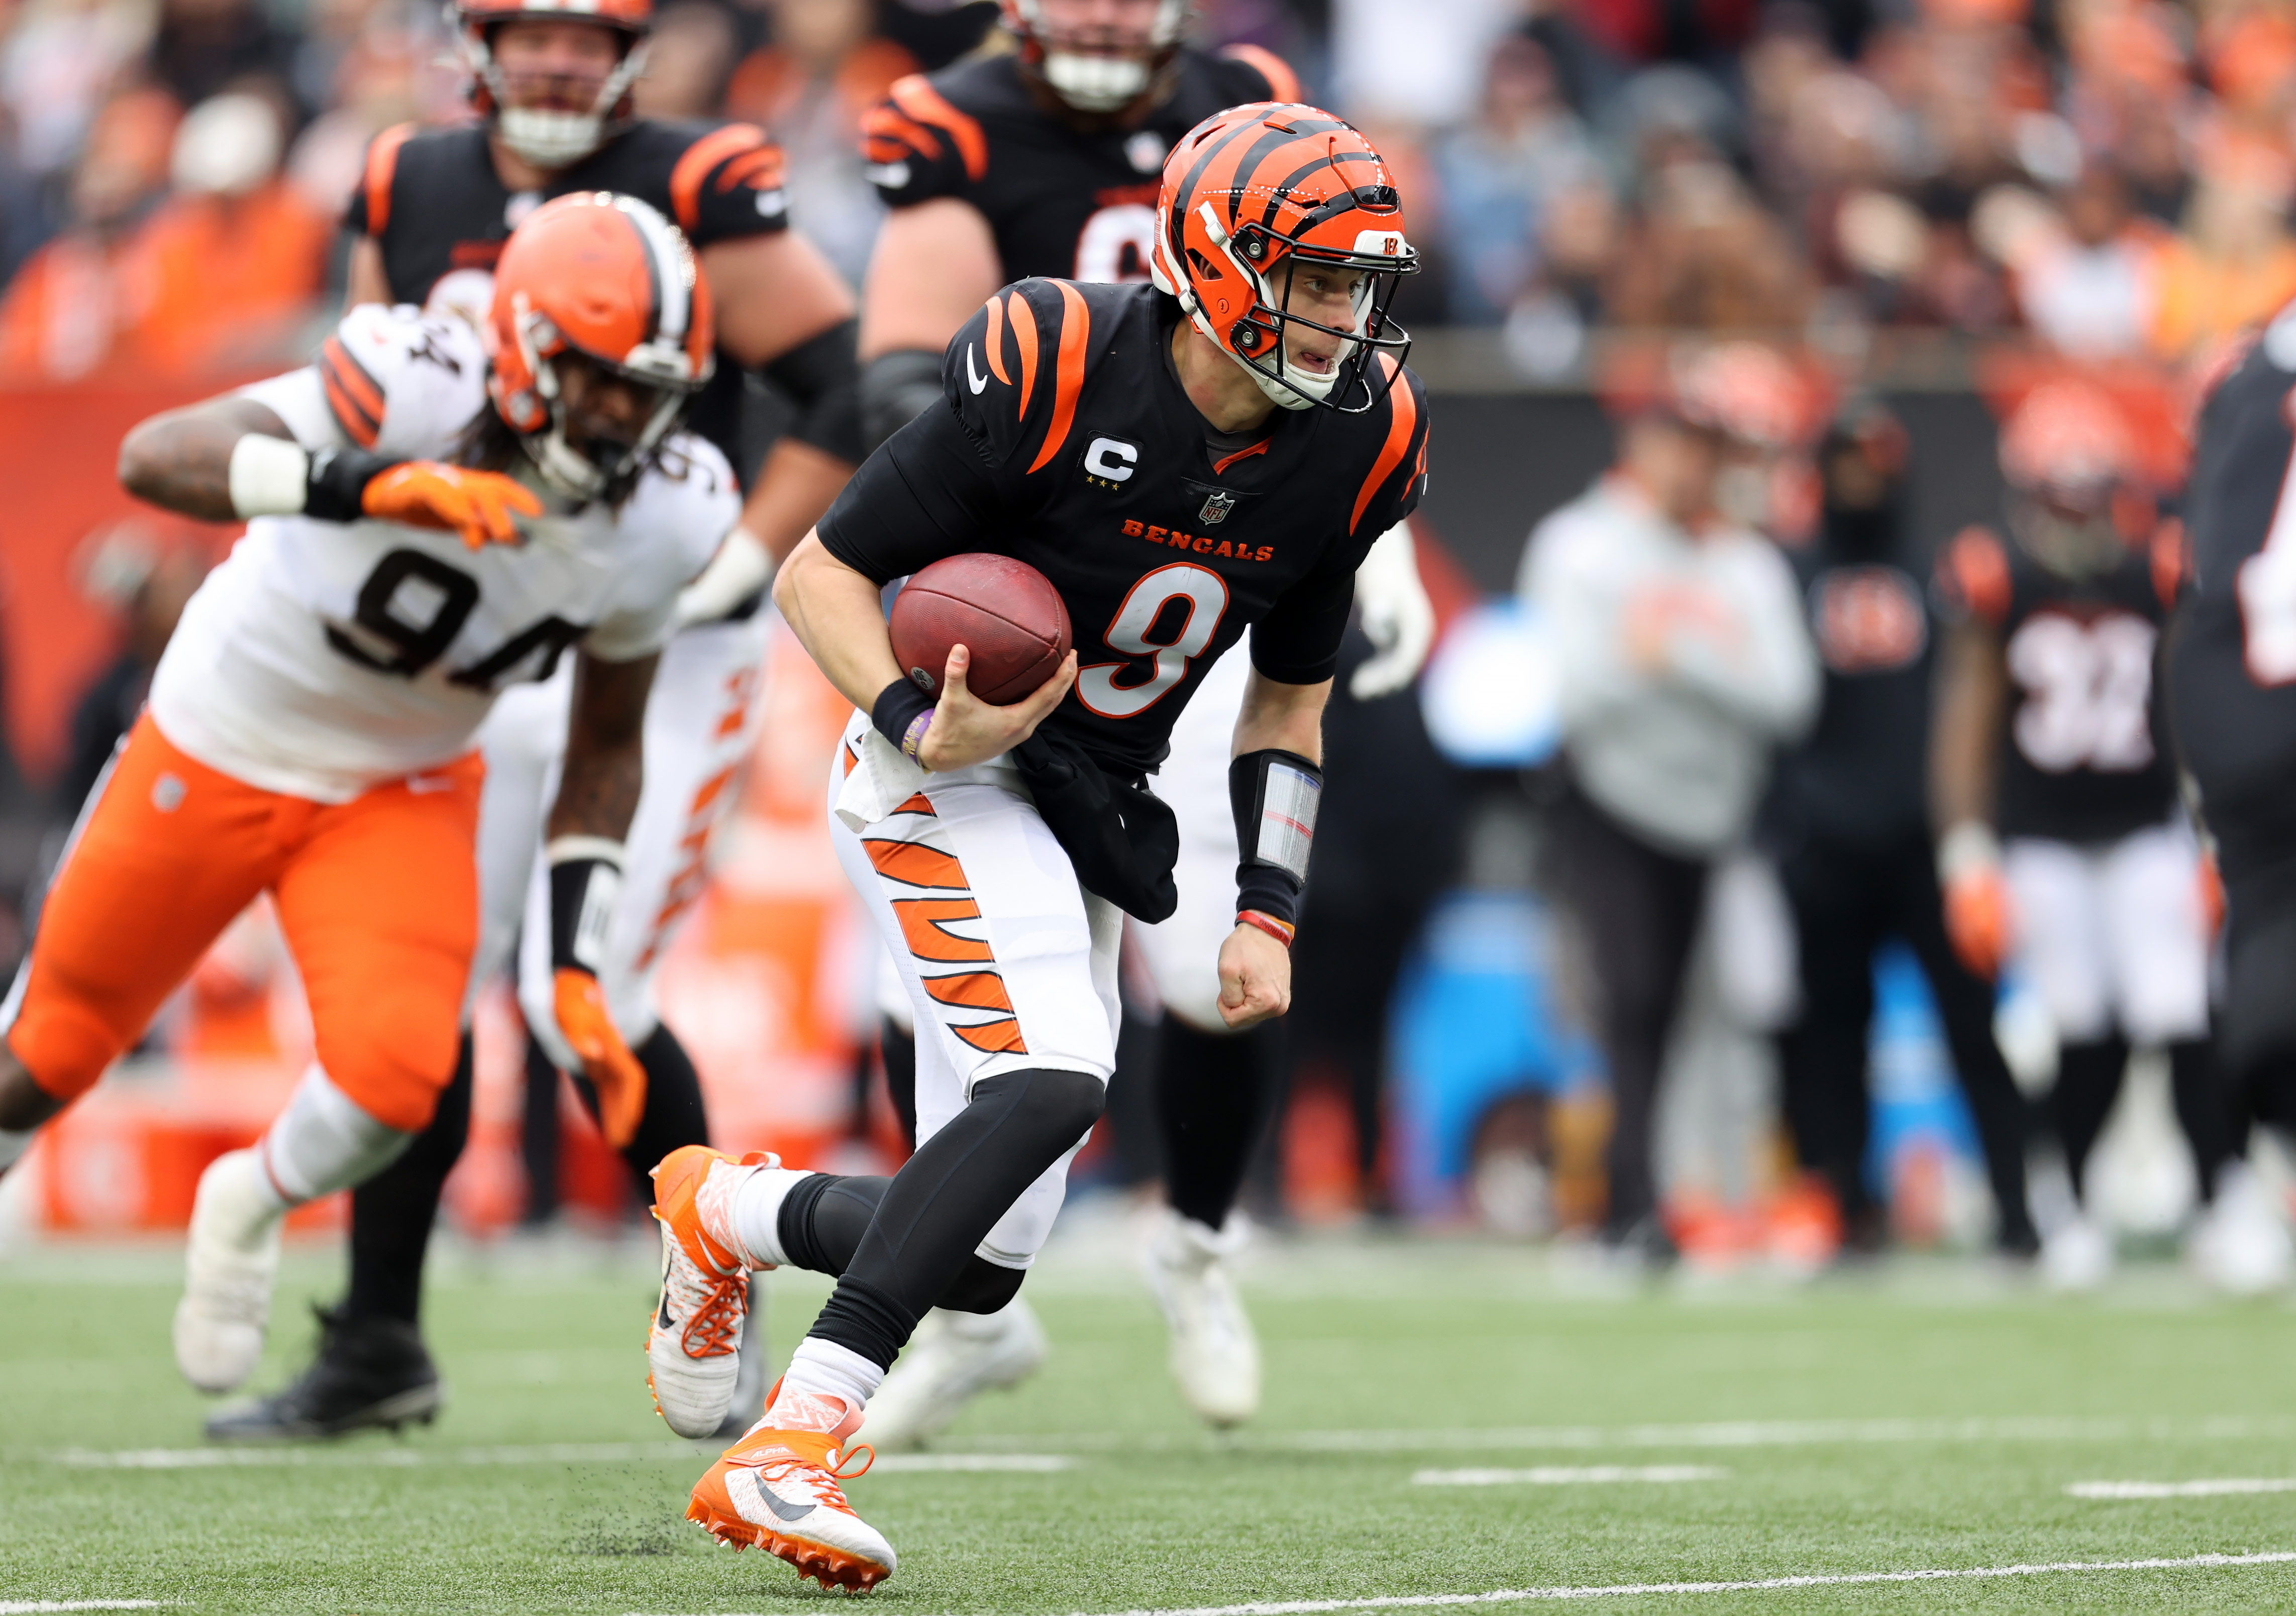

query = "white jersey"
[{"left": 149, "top": 303, "right": 736, "bottom": 803}]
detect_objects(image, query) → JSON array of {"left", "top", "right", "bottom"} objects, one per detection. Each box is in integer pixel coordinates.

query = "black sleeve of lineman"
[
  {"left": 816, "top": 394, "right": 1007, "bottom": 584},
  {"left": 860, "top": 349, "right": 947, "bottom": 454},
  {"left": 759, "top": 317, "right": 865, "bottom": 466},
  {"left": 1249, "top": 534, "right": 1372, "bottom": 686},
  {"left": 806, "top": 1068, "right": 1105, "bottom": 1366}
]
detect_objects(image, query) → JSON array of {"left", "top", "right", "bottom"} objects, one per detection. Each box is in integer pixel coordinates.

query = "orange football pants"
[{"left": 7, "top": 715, "right": 482, "bottom": 1130}]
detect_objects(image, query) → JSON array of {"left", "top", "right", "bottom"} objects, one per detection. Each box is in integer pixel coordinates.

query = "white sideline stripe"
[
  {"left": 1413, "top": 1466, "right": 1726, "bottom": 1486},
  {"left": 0, "top": 1603, "right": 171, "bottom": 1612},
  {"left": 1258, "top": 1414, "right": 2296, "bottom": 1453},
  {"left": 43, "top": 1444, "right": 1071, "bottom": 1473},
  {"left": 2071, "top": 1478, "right": 2296, "bottom": 1499},
  {"left": 621, "top": 1550, "right": 2296, "bottom": 1616}
]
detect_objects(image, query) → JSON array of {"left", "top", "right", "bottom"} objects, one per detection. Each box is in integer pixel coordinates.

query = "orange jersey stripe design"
[
  {"left": 714, "top": 144, "right": 786, "bottom": 196},
  {"left": 670, "top": 125, "right": 773, "bottom": 234},
  {"left": 1027, "top": 282, "right": 1091, "bottom": 473},
  {"left": 320, "top": 336, "right": 385, "bottom": 449},
  {"left": 865, "top": 800, "right": 1026, "bottom": 1054},
  {"left": 1350, "top": 355, "right": 1419, "bottom": 533},
  {"left": 983, "top": 294, "right": 1011, "bottom": 385},
  {"left": 887, "top": 75, "right": 988, "bottom": 181},
  {"left": 1011, "top": 291, "right": 1040, "bottom": 419},
  {"left": 361, "top": 123, "right": 414, "bottom": 238},
  {"left": 861, "top": 104, "right": 944, "bottom": 167},
  {"left": 1218, "top": 43, "right": 1301, "bottom": 102}
]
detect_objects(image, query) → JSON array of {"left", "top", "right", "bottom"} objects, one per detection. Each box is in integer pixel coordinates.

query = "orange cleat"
[
  {"left": 687, "top": 1421, "right": 895, "bottom": 1590},
  {"left": 646, "top": 1144, "right": 769, "bottom": 1438}
]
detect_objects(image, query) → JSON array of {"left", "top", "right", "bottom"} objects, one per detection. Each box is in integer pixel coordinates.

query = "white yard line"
[
  {"left": 2070, "top": 1478, "right": 2296, "bottom": 1499},
  {"left": 42, "top": 1443, "right": 1071, "bottom": 1473},
  {"left": 0, "top": 1603, "right": 171, "bottom": 1612},
  {"left": 1412, "top": 1467, "right": 1727, "bottom": 1486}
]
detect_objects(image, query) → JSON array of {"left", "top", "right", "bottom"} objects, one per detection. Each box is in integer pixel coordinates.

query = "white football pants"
[{"left": 2004, "top": 821, "right": 2211, "bottom": 1046}]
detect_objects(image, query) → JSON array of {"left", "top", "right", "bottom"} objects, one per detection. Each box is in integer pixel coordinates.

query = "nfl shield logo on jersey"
[{"left": 1199, "top": 490, "right": 1238, "bottom": 525}]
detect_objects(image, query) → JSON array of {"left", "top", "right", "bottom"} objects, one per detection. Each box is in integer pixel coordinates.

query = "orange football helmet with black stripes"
[
  {"left": 1151, "top": 102, "right": 1417, "bottom": 413},
  {"left": 454, "top": 0, "right": 652, "bottom": 168},
  {"left": 485, "top": 192, "right": 714, "bottom": 501}
]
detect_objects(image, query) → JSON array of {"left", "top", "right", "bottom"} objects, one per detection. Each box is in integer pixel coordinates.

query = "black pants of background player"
[
  {"left": 2207, "top": 844, "right": 2296, "bottom": 1138},
  {"left": 1775, "top": 829, "right": 2038, "bottom": 1251},
  {"left": 1540, "top": 784, "right": 1707, "bottom": 1242}
]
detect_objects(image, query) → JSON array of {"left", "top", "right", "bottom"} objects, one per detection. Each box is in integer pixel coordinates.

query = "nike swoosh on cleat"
[
  {"left": 658, "top": 1295, "right": 675, "bottom": 1332},
  {"left": 752, "top": 1482, "right": 815, "bottom": 1523},
  {"left": 966, "top": 344, "right": 988, "bottom": 395}
]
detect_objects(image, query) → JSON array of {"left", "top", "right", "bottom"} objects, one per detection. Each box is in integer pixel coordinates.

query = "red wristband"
[{"left": 1236, "top": 909, "right": 1295, "bottom": 947}]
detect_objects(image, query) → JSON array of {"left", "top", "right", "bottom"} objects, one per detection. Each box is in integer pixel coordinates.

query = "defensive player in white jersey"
[{"left": 0, "top": 192, "right": 732, "bottom": 1395}]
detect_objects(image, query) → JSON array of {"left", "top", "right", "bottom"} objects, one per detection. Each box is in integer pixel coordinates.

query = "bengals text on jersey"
[
  {"left": 817, "top": 278, "right": 1428, "bottom": 779},
  {"left": 860, "top": 46, "right": 1298, "bottom": 287}
]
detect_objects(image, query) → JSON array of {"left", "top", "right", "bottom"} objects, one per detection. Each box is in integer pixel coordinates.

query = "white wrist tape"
[{"left": 227, "top": 434, "right": 310, "bottom": 519}]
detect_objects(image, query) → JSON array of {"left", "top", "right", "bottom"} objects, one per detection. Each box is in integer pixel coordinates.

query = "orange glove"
[
  {"left": 2199, "top": 846, "right": 2226, "bottom": 940},
  {"left": 361, "top": 461, "right": 542, "bottom": 549},
  {"left": 553, "top": 967, "right": 646, "bottom": 1149},
  {"left": 1942, "top": 866, "right": 2012, "bottom": 980}
]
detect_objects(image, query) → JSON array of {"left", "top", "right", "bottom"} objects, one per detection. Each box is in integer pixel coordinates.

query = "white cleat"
[
  {"left": 173, "top": 1149, "right": 284, "bottom": 1393},
  {"left": 2188, "top": 1164, "right": 2294, "bottom": 1296},
  {"left": 859, "top": 1300, "right": 1048, "bottom": 1451},
  {"left": 1143, "top": 1209, "right": 1261, "bottom": 1427},
  {"left": 647, "top": 1145, "right": 768, "bottom": 1439},
  {"left": 2041, "top": 1212, "right": 2114, "bottom": 1294}
]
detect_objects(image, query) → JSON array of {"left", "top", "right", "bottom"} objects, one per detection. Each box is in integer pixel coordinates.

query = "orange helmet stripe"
[
  {"left": 888, "top": 76, "right": 988, "bottom": 181},
  {"left": 361, "top": 123, "right": 414, "bottom": 239},
  {"left": 1011, "top": 291, "right": 1040, "bottom": 420},
  {"left": 669, "top": 124, "right": 769, "bottom": 234},
  {"left": 983, "top": 293, "right": 1010, "bottom": 385},
  {"left": 1220, "top": 43, "right": 1300, "bottom": 102},
  {"left": 1028, "top": 282, "right": 1091, "bottom": 473},
  {"left": 1349, "top": 356, "right": 1417, "bottom": 534}
]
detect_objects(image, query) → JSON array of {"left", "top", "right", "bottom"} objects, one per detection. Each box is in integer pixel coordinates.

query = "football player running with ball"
[
  {"left": 0, "top": 194, "right": 736, "bottom": 1397},
  {"left": 855, "top": 0, "right": 1433, "bottom": 1437},
  {"left": 638, "top": 104, "right": 1427, "bottom": 1588},
  {"left": 227, "top": 0, "right": 864, "bottom": 1440}
]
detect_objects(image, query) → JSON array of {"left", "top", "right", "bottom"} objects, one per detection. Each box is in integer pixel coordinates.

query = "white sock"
[
  {"left": 726, "top": 1165, "right": 818, "bottom": 1268},
  {"left": 775, "top": 1335, "right": 886, "bottom": 1426},
  {"left": 0, "top": 1126, "right": 34, "bottom": 1173},
  {"left": 257, "top": 1065, "right": 413, "bottom": 1205}
]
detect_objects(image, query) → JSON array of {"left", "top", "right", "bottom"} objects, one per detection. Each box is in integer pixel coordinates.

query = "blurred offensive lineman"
[
  {"left": 0, "top": 194, "right": 734, "bottom": 1399},
  {"left": 854, "top": 0, "right": 1433, "bottom": 1437},
  {"left": 221, "top": 0, "right": 865, "bottom": 1440},
  {"left": 635, "top": 104, "right": 1429, "bottom": 1587},
  {"left": 1932, "top": 381, "right": 2276, "bottom": 1291}
]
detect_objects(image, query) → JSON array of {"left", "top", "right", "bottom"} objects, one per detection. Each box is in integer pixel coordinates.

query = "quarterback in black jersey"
[
  {"left": 1932, "top": 381, "right": 2242, "bottom": 1288},
  {"left": 631, "top": 104, "right": 1424, "bottom": 1590},
  {"left": 853, "top": 0, "right": 1298, "bottom": 447},
  {"left": 206, "top": 0, "right": 865, "bottom": 1445}
]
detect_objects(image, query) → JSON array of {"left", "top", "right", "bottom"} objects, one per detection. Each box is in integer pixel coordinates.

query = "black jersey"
[
  {"left": 1767, "top": 513, "right": 1936, "bottom": 850},
  {"left": 345, "top": 119, "right": 789, "bottom": 479},
  {"left": 1937, "top": 521, "right": 2180, "bottom": 843},
  {"left": 859, "top": 46, "right": 1295, "bottom": 285},
  {"left": 2168, "top": 323, "right": 2296, "bottom": 871},
  {"left": 819, "top": 279, "right": 1429, "bottom": 777}
]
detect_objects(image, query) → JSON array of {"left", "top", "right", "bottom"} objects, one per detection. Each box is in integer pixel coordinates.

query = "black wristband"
[
  {"left": 548, "top": 852, "right": 621, "bottom": 973},
  {"left": 871, "top": 675, "right": 935, "bottom": 752},
  {"left": 303, "top": 446, "right": 401, "bottom": 522},
  {"left": 1229, "top": 749, "right": 1323, "bottom": 928}
]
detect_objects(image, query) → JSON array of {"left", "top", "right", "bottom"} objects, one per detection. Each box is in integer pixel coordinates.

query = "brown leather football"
[{"left": 888, "top": 554, "right": 1073, "bottom": 707}]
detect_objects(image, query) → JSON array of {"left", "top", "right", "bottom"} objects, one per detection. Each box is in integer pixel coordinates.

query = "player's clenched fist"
[
  {"left": 359, "top": 461, "right": 542, "bottom": 549},
  {"left": 1217, "top": 921, "right": 1292, "bottom": 1029}
]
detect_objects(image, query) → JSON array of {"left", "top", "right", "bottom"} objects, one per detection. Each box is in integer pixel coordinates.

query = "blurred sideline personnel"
[
  {"left": 2169, "top": 306, "right": 2296, "bottom": 1285},
  {"left": 1520, "top": 346, "right": 1819, "bottom": 1267},
  {"left": 228, "top": 0, "right": 865, "bottom": 1440},
  {"left": 852, "top": 0, "right": 1434, "bottom": 1438},
  {"left": 1763, "top": 400, "right": 2037, "bottom": 1259},
  {"left": 640, "top": 105, "right": 1428, "bottom": 1587},
  {"left": 1932, "top": 381, "right": 2277, "bottom": 1292},
  {"left": 0, "top": 194, "right": 732, "bottom": 1400}
]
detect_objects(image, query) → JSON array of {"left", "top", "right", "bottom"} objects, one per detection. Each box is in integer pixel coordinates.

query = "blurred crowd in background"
[{"left": 0, "top": 0, "right": 2286, "bottom": 1275}]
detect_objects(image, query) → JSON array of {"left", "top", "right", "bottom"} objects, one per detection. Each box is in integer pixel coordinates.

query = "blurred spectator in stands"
[
  {"left": 284, "top": 11, "right": 424, "bottom": 235},
  {"left": 1505, "top": 177, "right": 1621, "bottom": 376},
  {"left": 2114, "top": 88, "right": 2190, "bottom": 224},
  {"left": 1331, "top": 0, "right": 1519, "bottom": 127},
  {"left": 2149, "top": 143, "right": 2296, "bottom": 359},
  {"left": 147, "top": 0, "right": 299, "bottom": 119},
  {"left": 1519, "top": 345, "right": 1818, "bottom": 1264},
  {"left": 1430, "top": 35, "right": 1601, "bottom": 325},
  {"left": 638, "top": 1, "right": 737, "bottom": 117},
  {"left": 0, "top": 85, "right": 174, "bottom": 378},
  {"left": 0, "top": 0, "right": 153, "bottom": 177},
  {"left": 0, "top": 104, "right": 52, "bottom": 284},
  {"left": 1608, "top": 153, "right": 1811, "bottom": 331},
  {"left": 114, "top": 92, "right": 330, "bottom": 375},
  {"left": 725, "top": 0, "right": 913, "bottom": 282},
  {"left": 2016, "top": 161, "right": 2165, "bottom": 357},
  {"left": 57, "top": 522, "right": 207, "bottom": 818}
]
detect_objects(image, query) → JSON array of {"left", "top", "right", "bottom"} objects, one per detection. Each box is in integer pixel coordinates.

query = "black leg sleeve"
[
  {"left": 518, "top": 1032, "right": 561, "bottom": 1227},
  {"left": 879, "top": 1014, "right": 917, "bottom": 1151},
  {"left": 779, "top": 1167, "right": 1033, "bottom": 1315},
  {"left": 343, "top": 1031, "right": 474, "bottom": 1327},
  {"left": 808, "top": 1067, "right": 1104, "bottom": 1368},
  {"left": 2168, "top": 1037, "right": 2239, "bottom": 1204},
  {"left": 565, "top": 1022, "right": 710, "bottom": 1190},
  {"left": 1780, "top": 841, "right": 1880, "bottom": 1221},
  {"left": 2051, "top": 1038, "right": 2131, "bottom": 1202},
  {"left": 1156, "top": 1018, "right": 1282, "bottom": 1231}
]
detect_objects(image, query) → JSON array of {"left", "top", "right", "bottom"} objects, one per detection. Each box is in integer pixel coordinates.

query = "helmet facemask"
[
  {"left": 1009, "top": 0, "right": 1187, "bottom": 113},
  {"left": 506, "top": 296, "right": 706, "bottom": 503},
  {"left": 454, "top": 6, "right": 649, "bottom": 168}
]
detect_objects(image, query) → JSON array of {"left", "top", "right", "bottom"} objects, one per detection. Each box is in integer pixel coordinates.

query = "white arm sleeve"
[{"left": 234, "top": 369, "right": 345, "bottom": 452}]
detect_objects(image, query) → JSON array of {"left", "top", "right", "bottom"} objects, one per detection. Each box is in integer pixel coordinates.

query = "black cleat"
[{"left": 204, "top": 1304, "right": 444, "bottom": 1441}]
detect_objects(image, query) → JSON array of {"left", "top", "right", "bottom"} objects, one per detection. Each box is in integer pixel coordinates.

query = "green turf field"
[{"left": 8, "top": 1227, "right": 2296, "bottom": 1614}]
